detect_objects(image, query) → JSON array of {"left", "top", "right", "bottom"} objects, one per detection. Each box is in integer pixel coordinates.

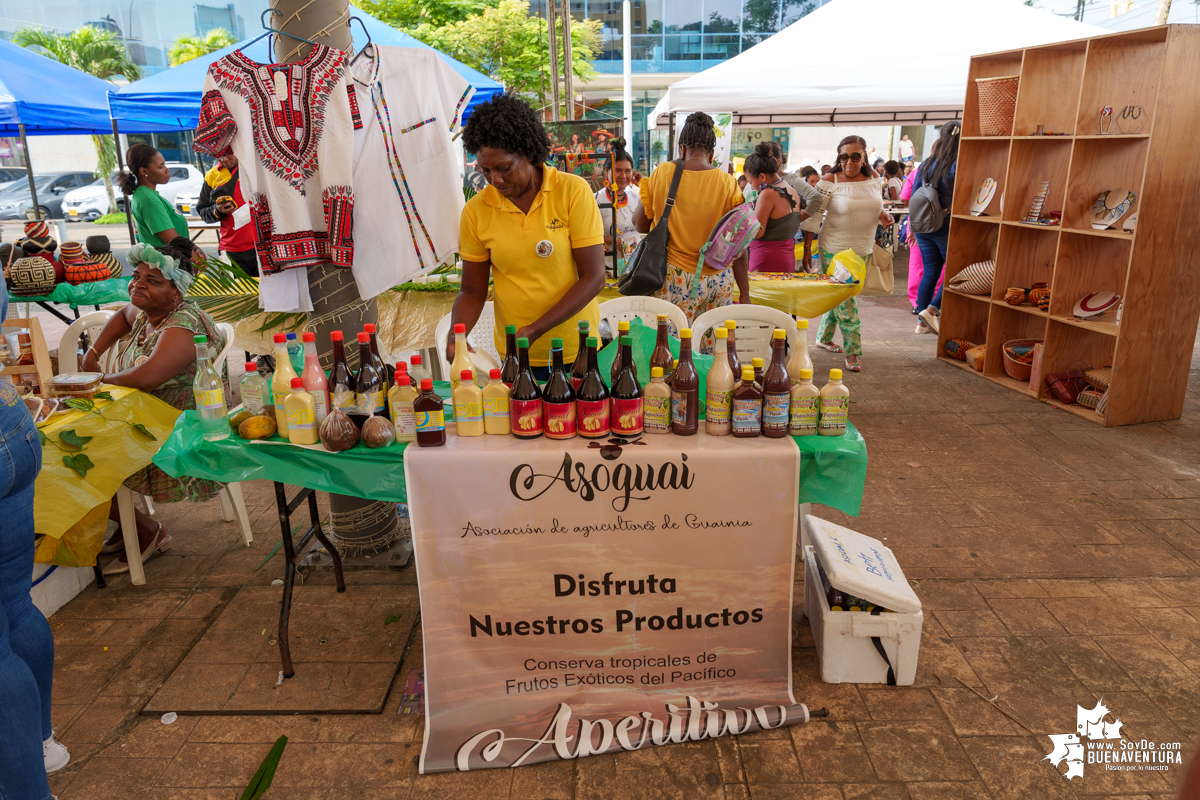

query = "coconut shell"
[
  {"left": 319, "top": 407, "right": 359, "bottom": 452},
  {"left": 361, "top": 415, "right": 396, "bottom": 449}
]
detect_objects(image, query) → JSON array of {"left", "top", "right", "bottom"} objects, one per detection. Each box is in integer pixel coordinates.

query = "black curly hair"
[
  {"left": 678, "top": 111, "right": 717, "bottom": 155},
  {"left": 462, "top": 93, "right": 551, "bottom": 165}
]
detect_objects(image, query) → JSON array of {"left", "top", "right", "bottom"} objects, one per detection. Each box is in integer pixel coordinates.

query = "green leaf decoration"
[
  {"left": 239, "top": 735, "right": 288, "bottom": 800},
  {"left": 38, "top": 429, "right": 48, "bottom": 446},
  {"left": 384, "top": 615, "right": 402, "bottom": 626},
  {"left": 62, "top": 453, "right": 95, "bottom": 478},
  {"left": 94, "top": 390, "right": 114, "bottom": 402},
  {"left": 64, "top": 398, "right": 94, "bottom": 412},
  {"left": 58, "top": 429, "right": 93, "bottom": 450},
  {"left": 130, "top": 422, "right": 158, "bottom": 440}
]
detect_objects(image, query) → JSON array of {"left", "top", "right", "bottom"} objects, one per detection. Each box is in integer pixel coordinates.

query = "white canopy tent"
[{"left": 648, "top": 0, "right": 1109, "bottom": 130}]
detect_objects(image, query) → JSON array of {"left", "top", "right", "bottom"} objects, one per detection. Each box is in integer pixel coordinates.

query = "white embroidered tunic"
[
  {"left": 195, "top": 45, "right": 356, "bottom": 293},
  {"left": 348, "top": 46, "right": 474, "bottom": 301}
]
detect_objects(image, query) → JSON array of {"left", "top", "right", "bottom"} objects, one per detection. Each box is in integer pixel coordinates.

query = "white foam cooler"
[{"left": 802, "top": 515, "right": 923, "bottom": 685}]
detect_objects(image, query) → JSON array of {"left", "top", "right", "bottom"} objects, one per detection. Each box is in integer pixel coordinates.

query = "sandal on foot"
[
  {"left": 816, "top": 341, "right": 844, "bottom": 354},
  {"left": 844, "top": 357, "right": 862, "bottom": 372}
]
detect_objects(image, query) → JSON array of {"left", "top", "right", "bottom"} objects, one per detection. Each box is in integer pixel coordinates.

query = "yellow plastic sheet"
[
  {"left": 599, "top": 274, "right": 857, "bottom": 319},
  {"left": 33, "top": 387, "right": 181, "bottom": 566}
]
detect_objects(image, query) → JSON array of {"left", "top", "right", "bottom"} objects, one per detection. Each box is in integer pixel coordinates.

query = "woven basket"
[
  {"left": 1002, "top": 337, "right": 1042, "bottom": 381},
  {"left": 948, "top": 259, "right": 995, "bottom": 295},
  {"left": 976, "top": 76, "right": 1020, "bottom": 136},
  {"left": 1078, "top": 388, "right": 1104, "bottom": 409},
  {"left": 1084, "top": 366, "right": 1113, "bottom": 392}
]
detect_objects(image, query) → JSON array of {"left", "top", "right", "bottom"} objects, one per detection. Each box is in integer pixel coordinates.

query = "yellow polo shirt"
[{"left": 459, "top": 165, "right": 604, "bottom": 366}]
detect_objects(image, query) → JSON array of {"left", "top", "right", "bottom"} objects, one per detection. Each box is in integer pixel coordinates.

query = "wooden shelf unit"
[{"left": 940, "top": 25, "right": 1200, "bottom": 426}]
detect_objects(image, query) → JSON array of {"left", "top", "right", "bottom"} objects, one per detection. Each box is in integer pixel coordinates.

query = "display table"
[
  {"left": 8, "top": 277, "right": 131, "bottom": 324},
  {"left": 600, "top": 273, "right": 858, "bottom": 320},
  {"left": 34, "top": 386, "right": 181, "bottom": 568}
]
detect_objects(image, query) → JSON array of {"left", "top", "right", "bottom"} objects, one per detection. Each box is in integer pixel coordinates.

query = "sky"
[{"left": 1031, "top": 0, "right": 1200, "bottom": 28}]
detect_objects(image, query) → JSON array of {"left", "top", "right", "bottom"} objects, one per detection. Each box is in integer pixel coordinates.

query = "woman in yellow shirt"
[
  {"left": 634, "top": 112, "right": 748, "bottom": 344},
  {"left": 451, "top": 94, "right": 605, "bottom": 377}
]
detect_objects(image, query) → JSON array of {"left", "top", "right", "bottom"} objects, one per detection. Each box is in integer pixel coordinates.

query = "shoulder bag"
[{"left": 618, "top": 160, "right": 684, "bottom": 297}]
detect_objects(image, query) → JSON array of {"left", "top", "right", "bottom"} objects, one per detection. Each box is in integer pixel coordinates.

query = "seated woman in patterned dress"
[{"left": 82, "top": 241, "right": 228, "bottom": 576}]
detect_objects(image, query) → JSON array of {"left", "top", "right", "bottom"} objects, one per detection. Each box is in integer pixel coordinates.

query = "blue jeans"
[
  {"left": 0, "top": 392, "right": 53, "bottom": 800},
  {"left": 914, "top": 232, "right": 948, "bottom": 312}
]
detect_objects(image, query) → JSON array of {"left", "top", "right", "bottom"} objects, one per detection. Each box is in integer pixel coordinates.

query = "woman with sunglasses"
[{"left": 813, "top": 135, "right": 893, "bottom": 371}]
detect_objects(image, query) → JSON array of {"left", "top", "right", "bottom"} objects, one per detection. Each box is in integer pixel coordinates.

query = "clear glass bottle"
[
  {"left": 409, "top": 353, "right": 433, "bottom": 387},
  {"left": 193, "top": 334, "right": 229, "bottom": 441},
  {"left": 285, "top": 331, "right": 304, "bottom": 374},
  {"left": 240, "top": 361, "right": 267, "bottom": 415}
]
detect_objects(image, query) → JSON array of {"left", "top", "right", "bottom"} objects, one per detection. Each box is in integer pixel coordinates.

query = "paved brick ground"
[{"left": 37, "top": 251, "right": 1200, "bottom": 799}]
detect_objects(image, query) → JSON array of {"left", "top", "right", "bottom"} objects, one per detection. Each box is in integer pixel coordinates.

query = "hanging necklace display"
[
  {"left": 1118, "top": 105, "right": 1145, "bottom": 134},
  {"left": 1099, "top": 106, "right": 1114, "bottom": 135}
]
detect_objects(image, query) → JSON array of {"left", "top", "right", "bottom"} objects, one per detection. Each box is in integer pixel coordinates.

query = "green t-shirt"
[{"left": 130, "top": 185, "right": 189, "bottom": 246}]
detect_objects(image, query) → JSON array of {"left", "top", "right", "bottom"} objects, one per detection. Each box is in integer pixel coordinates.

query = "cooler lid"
[{"left": 804, "top": 515, "right": 922, "bottom": 613}]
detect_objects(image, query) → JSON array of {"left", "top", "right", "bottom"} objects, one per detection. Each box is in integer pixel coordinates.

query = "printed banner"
[
  {"left": 405, "top": 430, "right": 806, "bottom": 773},
  {"left": 674, "top": 112, "right": 733, "bottom": 170}
]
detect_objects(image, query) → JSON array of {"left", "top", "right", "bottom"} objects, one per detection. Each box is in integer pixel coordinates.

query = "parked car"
[
  {"left": 59, "top": 162, "right": 204, "bottom": 220},
  {"left": 0, "top": 167, "right": 27, "bottom": 192},
  {"left": 175, "top": 190, "right": 201, "bottom": 218},
  {"left": 0, "top": 171, "right": 97, "bottom": 220}
]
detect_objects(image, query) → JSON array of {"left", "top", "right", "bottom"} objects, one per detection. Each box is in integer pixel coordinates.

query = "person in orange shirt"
[{"left": 634, "top": 112, "right": 748, "bottom": 349}]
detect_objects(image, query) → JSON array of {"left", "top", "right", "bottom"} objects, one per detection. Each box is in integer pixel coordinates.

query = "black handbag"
[{"left": 617, "top": 160, "right": 684, "bottom": 297}]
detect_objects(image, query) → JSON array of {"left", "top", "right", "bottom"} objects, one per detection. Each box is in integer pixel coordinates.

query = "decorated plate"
[
  {"left": 1091, "top": 188, "right": 1136, "bottom": 230},
  {"left": 1073, "top": 290, "right": 1120, "bottom": 319},
  {"left": 969, "top": 178, "right": 997, "bottom": 216}
]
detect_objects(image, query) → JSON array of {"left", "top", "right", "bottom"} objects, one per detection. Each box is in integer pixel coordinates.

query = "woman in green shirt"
[{"left": 119, "top": 144, "right": 204, "bottom": 259}]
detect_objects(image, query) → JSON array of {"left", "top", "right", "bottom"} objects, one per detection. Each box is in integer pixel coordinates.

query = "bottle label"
[
  {"left": 483, "top": 395, "right": 510, "bottom": 420},
  {"left": 416, "top": 409, "right": 445, "bottom": 433},
  {"left": 763, "top": 392, "right": 790, "bottom": 430},
  {"left": 454, "top": 399, "right": 483, "bottom": 423},
  {"left": 732, "top": 397, "right": 761, "bottom": 433},
  {"left": 393, "top": 403, "right": 416, "bottom": 438},
  {"left": 643, "top": 395, "right": 671, "bottom": 432},
  {"left": 789, "top": 396, "right": 819, "bottom": 433},
  {"left": 343, "top": 389, "right": 383, "bottom": 416},
  {"left": 819, "top": 396, "right": 849, "bottom": 431},
  {"left": 670, "top": 389, "right": 695, "bottom": 426},
  {"left": 195, "top": 388, "right": 225, "bottom": 410},
  {"left": 273, "top": 388, "right": 289, "bottom": 411},
  {"left": 611, "top": 397, "right": 643, "bottom": 436},
  {"left": 705, "top": 389, "right": 731, "bottom": 423},
  {"left": 511, "top": 398, "right": 543, "bottom": 435},
  {"left": 332, "top": 386, "right": 355, "bottom": 411},
  {"left": 543, "top": 400, "right": 577, "bottom": 439},
  {"left": 242, "top": 385, "right": 263, "bottom": 414},
  {"left": 286, "top": 405, "right": 315, "bottom": 430},
  {"left": 577, "top": 399, "right": 610, "bottom": 436},
  {"left": 311, "top": 390, "right": 329, "bottom": 422}
]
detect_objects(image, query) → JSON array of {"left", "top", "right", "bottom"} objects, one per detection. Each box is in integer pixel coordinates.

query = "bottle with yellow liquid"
[
  {"left": 283, "top": 377, "right": 318, "bottom": 444},
  {"left": 789, "top": 367, "right": 819, "bottom": 436},
  {"left": 449, "top": 323, "right": 473, "bottom": 393},
  {"left": 818, "top": 368, "right": 850, "bottom": 436},
  {"left": 453, "top": 369, "right": 484, "bottom": 436},
  {"left": 705, "top": 327, "right": 734, "bottom": 436},
  {"left": 643, "top": 366, "right": 672, "bottom": 434},
  {"left": 787, "top": 319, "right": 813, "bottom": 385},
  {"left": 482, "top": 368, "right": 511, "bottom": 434},
  {"left": 270, "top": 332, "right": 299, "bottom": 439},
  {"left": 389, "top": 370, "right": 419, "bottom": 443}
]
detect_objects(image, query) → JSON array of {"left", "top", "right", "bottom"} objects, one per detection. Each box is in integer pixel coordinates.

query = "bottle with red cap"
[
  {"left": 482, "top": 368, "right": 510, "bottom": 434},
  {"left": 300, "top": 331, "right": 329, "bottom": 425},
  {"left": 449, "top": 322, "right": 473, "bottom": 393},
  {"left": 409, "top": 353, "right": 432, "bottom": 387},
  {"left": 453, "top": 369, "right": 484, "bottom": 436},
  {"left": 351, "top": 331, "right": 385, "bottom": 429},
  {"left": 240, "top": 361, "right": 268, "bottom": 415},
  {"left": 271, "top": 332, "right": 299, "bottom": 439},
  {"left": 328, "top": 331, "right": 356, "bottom": 418},
  {"left": 363, "top": 322, "right": 392, "bottom": 386},
  {"left": 388, "top": 364, "right": 418, "bottom": 443},
  {"left": 284, "top": 377, "right": 318, "bottom": 444},
  {"left": 414, "top": 378, "right": 446, "bottom": 446}
]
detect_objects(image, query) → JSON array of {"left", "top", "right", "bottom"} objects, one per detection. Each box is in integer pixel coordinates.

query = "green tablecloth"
[
  {"left": 8, "top": 277, "right": 130, "bottom": 308},
  {"left": 154, "top": 384, "right": 868, "bottom": 516}
]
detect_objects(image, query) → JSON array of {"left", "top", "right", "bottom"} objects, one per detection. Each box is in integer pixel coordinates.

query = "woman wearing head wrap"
[{"left": 82, "top": 241, "right": 228, "bottom": 575}]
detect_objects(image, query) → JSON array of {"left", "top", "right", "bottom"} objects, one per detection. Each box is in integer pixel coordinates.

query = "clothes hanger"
[
  {"left": 238, "top": 8, "right": 319, "bottom": 58},
  {"left": 348, "top": 16, "right": 374, "bottom": 68}
]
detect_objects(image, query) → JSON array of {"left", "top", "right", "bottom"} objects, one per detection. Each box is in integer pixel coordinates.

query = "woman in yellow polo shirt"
[
  {"left": 634, "top": 112, "right": 748, "bottom": 346},
  {"left": 450, "top": 94, "right": 605, "bottom": 378}
]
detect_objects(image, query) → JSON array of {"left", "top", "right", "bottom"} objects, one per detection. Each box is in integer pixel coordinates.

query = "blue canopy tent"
[{"left": 108, "top": 11, "right": 504, "bottom": 131}]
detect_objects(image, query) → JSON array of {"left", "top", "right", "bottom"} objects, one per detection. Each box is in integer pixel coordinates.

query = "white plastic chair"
[
  {"left": 691, "top": 305, "right": 801, "bottom": 368},
  {"left": 433, "top": 302, "right": 502, "bottom": 380},
  {"left": 57, "top": 310, "right": 117, "bottom": 372},
  {"left": 596, "top": 296, "right": 689, "bottom": 340}
]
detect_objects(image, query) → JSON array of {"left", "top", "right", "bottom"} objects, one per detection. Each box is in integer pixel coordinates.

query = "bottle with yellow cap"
[
  {"left": 762, "top": 328, "right": 791, "bottom": 438},
  {"left": 610, "top": 319, "right": 634, "bottom": 386},
  {"left": 789, "top": 367, "right": 819, "bottom": 436},
  {"left": 671, "top": 327, "right": 699, "bottom": 435},
  {"left": 731, "top": 366, "right": 762, "bottom": 438},
  {"left": 751, "top": 357, "right": 764, "bottom": 389},
  {"left": 724, "top": 319, "right": 741, "bottom": 378},
  {"left": 818, "top": 368, "right": 850, "bottom": 436},
  {"left": 705, "top": 327, "right": 734, "bottom": 436},
  {"left": 643, "top": 366, "right": 672, "bottom": 433},
  {"left": 787, "top": 319, "right": 814, "bottom": 385}
]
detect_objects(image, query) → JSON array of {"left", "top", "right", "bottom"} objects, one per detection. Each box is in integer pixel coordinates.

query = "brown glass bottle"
[
  {"left": 762, "top": 329, "right": 790, "bottom": 438},
  {"left": 543, "top": 337, "right": 576, "bottom": 439},
  {"left": 725, "top": 319, "right": 741, "bottom": 379},
  {"left": 500, "top": 324, "right": 519, "bottom": 386},
  {"left": 329, "top": 331, "right": 356, "bottom": 416},
  {"left": 609, "top": 321, "right": 634, "bottom": 387},
  {"left": 351, "top": 333, "right": 385, "bottom": 430},
  {"left": 649, "top": 313, "right": 674, "bottom": 376},
  {"left": 414, "top": 378, "right": 446, "bottom": 446},
  {"left": 576, "top": 335, "right": 610, "bottom": 438},
  {"left": 610, "top": 335, "right": 643, "bottom": 437},
  {"left": 364, "top": 322, "right": 392, "bottom": 391},
  {"left": 510, "top": 336, "right": 543, "bottom": 438},
  {"left": 732, "top": 367, "right": 762, "bottom": 438},
  {"left": 670, "top": 327, "right": 699, "bottom": 435},
  {"left": 752, "top": 357, "right": 764, "bottom": 389},
  {"left": 569, "top": 320, "right": 590, "bottom": 391}
]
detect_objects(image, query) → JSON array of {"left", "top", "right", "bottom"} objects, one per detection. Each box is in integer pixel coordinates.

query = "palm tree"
[
  {"left": 169, "top": 28, "right": 237, "bottom": 66},
  {"left": 12, "top": 26, "right": 144, "bottom": 215}
]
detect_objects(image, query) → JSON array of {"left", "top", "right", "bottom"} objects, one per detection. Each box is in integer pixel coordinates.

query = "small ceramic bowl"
[{"left": 1005, "top": 287, "right": 1026, "bottom": 305}]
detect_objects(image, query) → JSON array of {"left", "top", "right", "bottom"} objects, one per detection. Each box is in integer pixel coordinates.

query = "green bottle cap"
[
  {"left": 578, "top": 320, "right": 589, "bottom": 330},
  {"left": 620, "top": 335, "right": 632, "bottom": 346},
  {"left": 505, "top": 324, "right": 517, "bottom": 334},
  {"left": 194, "top": 335, "right": 207, "bottom": 344},
  {"left": 586, "top": 336, "right": 598, "bottom": 347},
  {"left": 551, "top": 337, "right": 563, "bottom": 348},
  {"left": 517, "top": 337, "right": 529, "bottom": 347}
]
